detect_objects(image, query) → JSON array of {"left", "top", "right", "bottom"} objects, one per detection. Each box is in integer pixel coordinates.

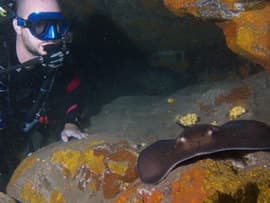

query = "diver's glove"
[
  {"left": 42, "top": 44, "right": 69, "bottom": 69},
  {"left": 42, "top": 50, "right": 65, "bottom": 69},
  {"left": 61, "top": 123, "right": 87, "bottom": 142}
]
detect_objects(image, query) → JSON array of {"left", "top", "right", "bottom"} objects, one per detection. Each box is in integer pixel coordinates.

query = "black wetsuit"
[{"left": 0, "top": 22, "right": 83, "bottom": 174}]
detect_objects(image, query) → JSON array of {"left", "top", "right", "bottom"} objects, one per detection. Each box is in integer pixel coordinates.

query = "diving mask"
[{"left": 16, "top": 11, "right": 69, "bottom": 41}]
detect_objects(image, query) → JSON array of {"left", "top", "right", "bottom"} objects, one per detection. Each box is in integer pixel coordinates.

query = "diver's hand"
[
  {"left": 42, "top": 50, "right": 65, "bottom": 69},
  {"left": 61, "top": 123, "right": 87, "bottom": 142}
]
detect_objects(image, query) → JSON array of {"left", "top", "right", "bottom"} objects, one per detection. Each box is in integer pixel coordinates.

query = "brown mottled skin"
[{"left": 137, "top": 120, "right": 270, "bottom": 184}]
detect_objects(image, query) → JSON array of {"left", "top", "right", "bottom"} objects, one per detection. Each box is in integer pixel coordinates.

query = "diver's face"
[
  {"left": 15, "top": 0, "right": 61, "bottom": 56},
  {"left": 20, "top": 25, "right": 46, "bottom": 56}
]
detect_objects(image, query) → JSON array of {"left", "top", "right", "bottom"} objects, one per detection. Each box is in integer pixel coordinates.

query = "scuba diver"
[{"left": 0, "top": 0, "right": 86, "bottom": 178}]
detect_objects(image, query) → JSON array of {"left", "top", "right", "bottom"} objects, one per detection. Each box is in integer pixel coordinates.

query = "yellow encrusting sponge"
[
  {"left": 229, "top": 106, "right": 246, "bottom": 120},
  {"left": 176, "top": 113, "right": 199, "bottom": 126}
]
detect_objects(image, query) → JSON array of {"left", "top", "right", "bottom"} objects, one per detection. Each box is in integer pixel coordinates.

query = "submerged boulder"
[
  {"left": 6, "top": 137, "right": 270, "bottom": 202},
  {"left": 6, "top": 138, "right": 138, "bottom": 202}
]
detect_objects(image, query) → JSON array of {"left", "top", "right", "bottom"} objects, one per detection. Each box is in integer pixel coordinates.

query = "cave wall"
[{"left": 59, "top": 0, "right": 270, "bottom": 72}]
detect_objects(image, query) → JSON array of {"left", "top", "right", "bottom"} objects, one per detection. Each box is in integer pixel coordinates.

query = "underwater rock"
[
  {"left": 113, "top": 151, "right": 270, "bottom": 203},
  {"left": 163, "top": 0, "right": 266, "bottom": 20},
  {"left": 163, "top": 0, "right": 270, "bottom": 71},
  {"left": 11, "top": 141, "right": 270, "bottom": 202},
  {"left": 6, "top": 138, "right": 138, "bottom": 202},
  {"left": 217, "top": 3, "right": 270, "bottom": 72}
]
